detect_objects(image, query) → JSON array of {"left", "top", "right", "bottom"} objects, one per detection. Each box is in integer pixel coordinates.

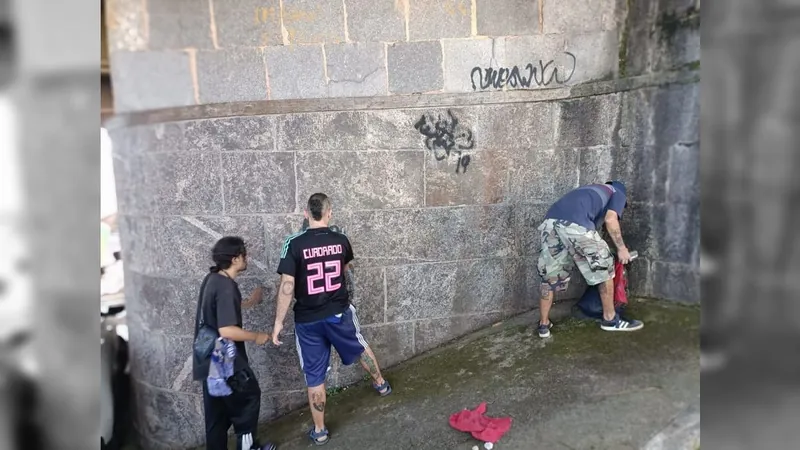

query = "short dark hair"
[
  {"left": 210, "top": 236, "right": 247, "bottom": 272},
  {"left": 307, "top": 193, "right": 331, "bottom": 221}
]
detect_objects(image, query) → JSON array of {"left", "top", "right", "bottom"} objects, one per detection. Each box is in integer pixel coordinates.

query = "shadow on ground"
[{"left": 196, "top": 298, "right": 699, "bottom": 450}]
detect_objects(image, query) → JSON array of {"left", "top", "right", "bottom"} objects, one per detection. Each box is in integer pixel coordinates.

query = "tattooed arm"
[
  {"left": 271, "top": 274, "right": 295, "bottom": 345},
  {"left": 604, "top": 210, "right": 631, "bottom": 263},
  {"left": 274, "top": 274, "right": 294, "bottom": 327}
]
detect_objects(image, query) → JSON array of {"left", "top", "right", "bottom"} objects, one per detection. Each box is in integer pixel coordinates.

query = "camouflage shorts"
[{"left": 537, "top": 219, "right": 614, "bottom": 291}]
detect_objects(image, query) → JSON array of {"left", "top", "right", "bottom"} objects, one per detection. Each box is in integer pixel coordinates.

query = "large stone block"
[
  {"left": 185, "top": 115, "right": 277, "bottom": 151},
  {"left": 578, "top": 145, "right": 667, "bottom": 204},
  {"left": 111, "top": 155, "right": 151, "bottom": 215},
  {"left": 652, "top": 18, "right": 700, "bottom": 72},
  {"left": 145, "top": 152, "right": 223, "bottom": 215},
  {"left": 258, "top": 391, "right": 308, "bottom": 423},
  {"left": 619, "top": 202, "right": 656, "bottom": 261},
  {"left": 337, "top": 204, "right": 517, "bottom": 267},
  {"left": 360, "top": 323, "right": 415, "bottom": 369},
  {"left": 349, "top": 267, "right": 387, "bottom": 325},
  {"left": 196, "top": 48, "right": 268, "bottom": 103},
  {"left": 653, "top": 202, "right": 700, "bottom": 265},
  {"left": 626, "top": 256, "right": 651, "bottom": 298},
  {"left": 104, "top": 0, "right": 147, "bottom": 51},
  {"left": 265, "top": 45, "right": 328, "bottom": 100},
  {"left": 131, "top": 381, "right": 204, "bottom": 449},
  {"left": 214, "top": 0, "right": 283, "bottom": 47},
  {"left": 117, "top": 216, "right": 158, "bottom": 274},
  {"left": 414, "top": 312, "right": 505, "bottom": 354},
  {"left": 325, "top": 42, "right": 388, "bottom": 98},
  {"left": 385, "top": 258, "right": 526, "bottom": 321},
  {"left": 221, "top": 152, "right": 296, "bottom": 214},
  {"left": 125, "top": 272, "right": 200, "bottom": 335},
  {"left": 110, "top": 51, "right": 195, "bottom": 112},
  {"left": 345, "top": 0, "right": 406, "bottom": 42},
  {"left": 512, "top": 202, "right": 550, "bottom": 256},
  {"left": 262, "top": 213, "right": 307, "bottom": 272},
  {"left": 564, "top": 31, "right": 618, "bottom": 84},
  {"left": 246, "top": 333, "right": 307, "bottom": 390},
  {"left": 238, "top": 276, "right": 291, "bottom": 332},
  {"left": 365, "top": 109, "right": 429, "bottom": 150},
  {"left": 443, "top": 38, "right": 495, "bottom": 93},
  {"left": 282, "top": 0, "right": 346, "bottom": 44},
  {"left": 408, "top": 0, "right": 471, "bottom": 40},
  {"left": 619, "top": 88, "right": 656, "bottom": 148},
  {"left": 147, "top": 0, "right": 214, "bottom": 50},
  {"left": 476, "top": 0, "right": 539, "bottom": 36},
  {"left": 556, "top": 93, "right": 621, "bottom": 149},
  {"left": 387, "top": 41, "right": 444, "bottom": 94},
  {"left": 296, "top": 151, "right": 424, "bottom": 210},
  {"left": 651, "top": 261, "right": 699, "bottom": 302},
  {"left": 652, "top": 83, "right": 700, "bottom": 148},
  {"left": 478, "top": 102, "right": 558, "bottom": 150},
  {"left": 143, "top": 215, "right": 269, "bottom": 277},
  {"left": 668, "top": 142, "right": 699, "bottom": 204},
  {"left": 128, "top": 329, "right": 197, "bottom": 394},
  {"left": 425, "top": 147, "right": 509, "bottom": 206},
  {"left": 507, "top": 148, "right": 579, "bottom": 204},
  {"left": 277, "top": 111, "right": 370, "bottom": 150},
  {"left": 486, "top": 35, "right": 573, "bottom": 90},
  {"left": 542, "top": 0, "right": 617, "bottom": 34}
]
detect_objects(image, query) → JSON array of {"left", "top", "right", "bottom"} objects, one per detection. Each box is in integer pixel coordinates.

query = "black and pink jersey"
[{"left": 276, "top": 227, "right": 354, "bottom": 323}]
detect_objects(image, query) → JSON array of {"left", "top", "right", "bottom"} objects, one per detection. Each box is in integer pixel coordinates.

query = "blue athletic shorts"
[{"left": 294, "top": 305, "right": 369, "bottom": 387}]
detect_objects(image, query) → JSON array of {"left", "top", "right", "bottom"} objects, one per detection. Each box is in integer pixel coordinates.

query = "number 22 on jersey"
[{"left": 306, "top": 260, "right": 341, "bottom": 295}]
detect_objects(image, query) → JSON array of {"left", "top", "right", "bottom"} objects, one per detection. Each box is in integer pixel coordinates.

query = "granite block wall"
[
  {"left": 105, "top": 0, "right": 633, "bottom": 112},
  {"left": 105, "top": 0, "right": 700, "bottom": 447},
  {"left": 109, "top": 78, "right": 698, "bottom": 448}
]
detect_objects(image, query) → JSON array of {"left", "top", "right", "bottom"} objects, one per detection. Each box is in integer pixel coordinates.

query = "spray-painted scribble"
[
  {"left": 414, "top": 110, "right": 474, "bottom": 174},
  {"left": 470, "top": 52, "right": 577, "bottom": 91}
]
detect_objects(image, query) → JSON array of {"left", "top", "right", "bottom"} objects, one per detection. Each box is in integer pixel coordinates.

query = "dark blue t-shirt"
[{"left": 544, "top": 182, "right": 627, "bottom": 230}]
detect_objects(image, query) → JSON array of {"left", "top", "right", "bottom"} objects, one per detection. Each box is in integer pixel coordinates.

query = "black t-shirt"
[
  {"left": 192, "top": 272, "right": 249, "bottom": 380},
  {"left": 276, "top": 227, "right": 354, "bottom": 323}
]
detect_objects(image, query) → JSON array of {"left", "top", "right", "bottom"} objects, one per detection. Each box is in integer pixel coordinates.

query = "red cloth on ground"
[
  {"left": 449, "top": 402, "right": 512, "bottom": 443},
  {"left": 613, "top": 260, "right": 628, "bottom": 307}
]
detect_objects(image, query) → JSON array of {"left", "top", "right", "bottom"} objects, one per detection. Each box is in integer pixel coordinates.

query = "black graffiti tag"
[
  {"left": 470, "top": 52, "right": 577, "bottom": 91},
  {"left": 414, "top": 110, "right": 474, "bottom": 174}
]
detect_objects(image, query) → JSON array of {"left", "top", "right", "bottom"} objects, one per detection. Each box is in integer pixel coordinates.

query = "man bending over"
[
  {"left": 271, "top": 193, "right": 392, "bottom": 446},
  {"left": 536, "top": 181, "right": 644, "bottom": 337}
]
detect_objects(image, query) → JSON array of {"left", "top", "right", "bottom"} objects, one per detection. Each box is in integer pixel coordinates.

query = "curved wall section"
[{"left": 109, "top": 72, "right": 698, "bottom": 448}]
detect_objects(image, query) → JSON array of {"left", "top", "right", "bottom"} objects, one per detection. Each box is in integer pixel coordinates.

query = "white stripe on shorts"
[
  {"left": 349, "top": 305, "right": 369, "bottom": 349},
  {"left": 295, "top": 332, "right": 304, "bottom": 370}
]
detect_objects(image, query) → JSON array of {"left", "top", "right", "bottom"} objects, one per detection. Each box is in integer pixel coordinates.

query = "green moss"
[
  {"left": 210, "top": 298, "right": 700, "bottom": 449},
  {"left": 657, "top": 6, "right": 700, "bottom": 44},
  {"left": 681, "top": 60, "right": 700, "bottom": 71},
  {"left": 618, "top": 0, "right": 633, "bottom": 78}
]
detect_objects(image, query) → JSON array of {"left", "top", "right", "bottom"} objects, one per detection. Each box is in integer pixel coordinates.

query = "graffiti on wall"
[
  {"left": 470, "top": 52, "right": 577, "bottom": 91},
  {"left": 414, "top": 110, "right": 473, "bottom": 174}
]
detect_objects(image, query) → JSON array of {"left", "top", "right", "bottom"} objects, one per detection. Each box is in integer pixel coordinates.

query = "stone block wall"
[
  {"left": 109, "top": 76, "right": 698, "bottom": 449},
  {"left": 106, "top": 0, "right": 630, "bottom": 111},
  {"left": 105, "top": 0, "right": 700, "bottom": 447}
]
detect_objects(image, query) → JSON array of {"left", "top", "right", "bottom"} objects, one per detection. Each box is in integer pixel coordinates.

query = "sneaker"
[
  {"left": 600, "top": 314, "right": 644, "bottom": 332},
  {"left": 538, "top": 322, "right": 553, "bottom": 338}
]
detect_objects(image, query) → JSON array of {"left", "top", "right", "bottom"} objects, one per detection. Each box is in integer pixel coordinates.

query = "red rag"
[
  {"left": 449, "top": 403, "right": 512, "bottom": 443},
  {"left": 613, "top": 260, "right": 628, "bottom": 307}
]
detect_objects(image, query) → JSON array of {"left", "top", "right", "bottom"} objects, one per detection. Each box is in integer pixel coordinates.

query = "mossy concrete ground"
[{"left": 217, "top": 298, "right": 699, "bottom": 449}]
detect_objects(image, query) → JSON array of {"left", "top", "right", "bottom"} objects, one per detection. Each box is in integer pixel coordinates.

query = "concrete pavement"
[{"left": 197, "top": 298, "right": 700, "bottom": 450}]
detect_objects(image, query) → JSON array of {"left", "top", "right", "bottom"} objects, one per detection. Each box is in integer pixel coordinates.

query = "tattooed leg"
[
  {"left": 307, "top": 384, "right": 327, "bottom": 435},
  {"left": 539, "top": 283, "right": 554, "bottom": 325},
  {"left": 598, "top": 278, "right": 616, "bottom": 321},
  {"left": 359, "top": 347, "right": 386, "bottom": 390}
]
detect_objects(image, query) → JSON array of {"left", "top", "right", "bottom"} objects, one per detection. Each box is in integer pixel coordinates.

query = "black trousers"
[{"left": 202, "top": 367, "right": 263, "bottom": 450}]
